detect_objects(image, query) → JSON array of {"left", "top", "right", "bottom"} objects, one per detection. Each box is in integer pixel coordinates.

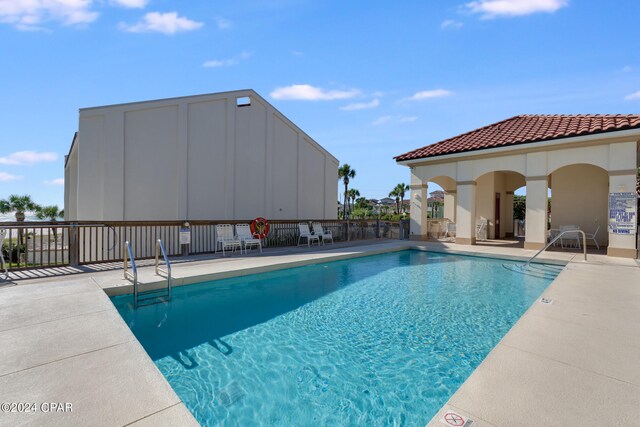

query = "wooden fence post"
[{"left": 69, "top": 226, "right": 79, "bottom": 266}]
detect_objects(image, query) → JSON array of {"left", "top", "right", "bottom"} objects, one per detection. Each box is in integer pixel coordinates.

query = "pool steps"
[{"left": 502, "top": 262, "right": 565, "bottom": 279}]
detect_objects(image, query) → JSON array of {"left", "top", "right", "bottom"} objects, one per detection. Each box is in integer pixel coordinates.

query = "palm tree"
[
  {"left": 389, "top": 188, "right": 400, "bottom": 214},
  {"left": 355, "top": 197, "right": 368, "bottom": 209},
  {"left": 0, "top": 194, "right": 39, "bottom": 222},
  {"left": 338, "top": 164, "right": 356, "bottom": 219},
  {"left": 0, "top": 194, "right": 39, "bottom": 247},
  {"left": 395, "top": 183, "right": 410, "bottom": 214},
  {"left": 35, "top": 205, "right": 64, "bottom": 238},
  {"left": 35, "top": 205, "right": 64, "bottom": 222},
  {"left": 348, "top": 188, "right": 360, "bottom": 213}
]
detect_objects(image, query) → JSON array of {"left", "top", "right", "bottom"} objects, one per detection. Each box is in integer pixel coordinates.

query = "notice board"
[{"left": 608, "top": 192, "right": 637, "bottom": 234}]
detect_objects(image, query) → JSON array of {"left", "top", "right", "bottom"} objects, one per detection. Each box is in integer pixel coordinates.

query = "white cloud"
[
  {"left": 203, "top": 51, "right": 251, "bottom": 68},
  {"left": 111, "top": 0, "right": 149, "bottom": 9},
  {"left": 466, "top": 0, "right": 568, "bottom": 18},
  {"left": 0, "top": 0, "right": 98, "bottom": 30},
  {"left": 0, "top": 172, "right": 22, "bottom": 181},
  {"left": 0, "top": 151, "right": 58, "bottom": 165},
  {"left": 340, "top": 99, "right": 380, "bottom": 111},
  {"left": 214, "top": 17, "right": 231, "bottom": 29},
  {"left": 625, "top": 90, "right": 640, "bottom": 101},
  {"left": 291, "top": 50, "right": 304, "bottom": 56},
  {"left": 111, "top": 0, "right": 147, "bottom": 8},
  {"left": 621, "top": 65, "right": 633, "bottom": 73},
  {"left": 371, "top": 115, "right": 417, "bottom": 126},
  {"left": 441, "top": 19, "right": 463, "bottom": 29},
  {"left": 270, "top": 84, "right": 360, "bottom": 101},
  {"left": 44, "top": 178, "right": 64, "bottom": 185},
  {"left": 119, "top": 11, "right": 203, "bottom": 34},
  {"left": 404, "top": 89, "right": 452, "bottom": 101},
  {"left": 400, "top": 116, "right": 418, "bottom": 123}
]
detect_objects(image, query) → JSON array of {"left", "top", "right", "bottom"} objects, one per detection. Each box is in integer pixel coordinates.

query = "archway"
[
  {"left": 474, "top": 170, "right": 526, "bottom": 240},
  {"left": 425, "top": 175, "right": 456, "bottom": 221},
  {"left": 548, "top": 163, "right": 608, "bottom": 248}
]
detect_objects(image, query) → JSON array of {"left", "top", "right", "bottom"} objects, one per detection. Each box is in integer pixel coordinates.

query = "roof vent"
[{"left": 236, "top": 96, "right": 251, "bottom": 107}]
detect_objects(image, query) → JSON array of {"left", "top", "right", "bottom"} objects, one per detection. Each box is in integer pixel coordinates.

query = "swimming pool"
[{"left": 112, "top": 250, "right": 560, "bottom": 426}]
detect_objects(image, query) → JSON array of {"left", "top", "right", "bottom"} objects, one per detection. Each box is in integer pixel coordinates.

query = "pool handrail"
[
  {"left": 124, "top": 241, "right": 138, "bottom": 306},
  {"left": 525, "top": 229, "right": 587, "bottom": 267},
  {"left": 155, "top": 239, "right": 172, "bottom": 301}
]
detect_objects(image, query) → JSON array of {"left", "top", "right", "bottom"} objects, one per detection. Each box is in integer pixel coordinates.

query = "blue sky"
[{"left": 0, "top": 0, "right": 639, "bottom": 208}]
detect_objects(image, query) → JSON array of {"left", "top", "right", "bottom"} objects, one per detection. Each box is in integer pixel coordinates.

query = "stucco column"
[
  {"left": 524, "top": 176, "right": 548, "bottom": 250},
  {"left": 409, "top": 183, "right": 428, "bottom": 240},
  {"left": 505, "top": 191, "right": 514, "bottom": 236},
  {"left": 607, "top": 171, "right": 637, "bottom": 258},
  {"left": 444, "top": 190, "right": 457, "bottom": 222},
  {"left": 456, "top": 181, "right": 476, "bottom": 245}
]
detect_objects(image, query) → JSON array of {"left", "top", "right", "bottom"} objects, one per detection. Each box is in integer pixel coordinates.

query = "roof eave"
[
  {"left": 396, "top": 127, "right": 640, "bottom": 167},
  {"left": 64, "top": 132, "right": 78, "bottom": 169}
]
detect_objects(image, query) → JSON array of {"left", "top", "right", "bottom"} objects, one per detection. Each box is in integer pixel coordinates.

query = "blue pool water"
[{"left": 111, "top": 250, "right": 559, "bottom": 426}]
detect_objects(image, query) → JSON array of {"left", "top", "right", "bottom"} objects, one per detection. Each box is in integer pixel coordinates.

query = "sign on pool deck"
[
  {"left": 608, "top": 192, "right": 637, "bottom": 234},
  {"left": 439, "top": 409, "right": 474, "bottom": 426}
]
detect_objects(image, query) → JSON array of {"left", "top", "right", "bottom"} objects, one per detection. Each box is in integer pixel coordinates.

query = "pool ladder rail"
[
  {"left": 502, "top": 230, "right": 587, "bottom": 277},
  {"left": 124, "top": 239, "right": 172, "bottom": 308}
]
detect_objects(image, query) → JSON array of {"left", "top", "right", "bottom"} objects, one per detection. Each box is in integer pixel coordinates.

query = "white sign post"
[
  {"left": 179, "top": 228, "right": 191, "bottom": 244},
  {"left": 180, "top": 227, "right": 191, "bottom": 245},
  {"left": 179, "top": 225, "right": 191, "bottom": 256},
  {"left": 608, "top": 192, "right": 637, "bottom": 235}
]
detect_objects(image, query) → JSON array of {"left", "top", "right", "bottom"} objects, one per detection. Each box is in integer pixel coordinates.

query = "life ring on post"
[{"left": 250, "top": 217, "right": 270, "bottom": 239}]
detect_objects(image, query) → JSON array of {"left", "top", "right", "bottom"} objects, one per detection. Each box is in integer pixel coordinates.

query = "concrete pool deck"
[{"left": 0, "top": 239, "right": 639, "bottom": 426}]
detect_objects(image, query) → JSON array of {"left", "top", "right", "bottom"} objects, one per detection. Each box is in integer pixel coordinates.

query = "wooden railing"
[
  {"left": 0, "top": 223, "right": 70, "bottom": 270},
  {"left": 0, "top": 219, "right": 409, "bottom": 272}
]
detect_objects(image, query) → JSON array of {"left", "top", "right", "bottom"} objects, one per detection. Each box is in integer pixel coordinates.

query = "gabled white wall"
[{"left": 66, "top": 90, "right": 338, "bottom": 221}]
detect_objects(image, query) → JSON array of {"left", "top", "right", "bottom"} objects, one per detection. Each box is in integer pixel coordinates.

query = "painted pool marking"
[
  {"left": 539, "top": 297, "right": 554, "bottom": 304},
  {"left": 444, "top": 413, "right": 464, "bottom": 426},
  {"left": 444, "top": 412, "right": 464, "bottom": 426},
  {"left": 440, "top": 409, "right": 473, "bottom": 426}
]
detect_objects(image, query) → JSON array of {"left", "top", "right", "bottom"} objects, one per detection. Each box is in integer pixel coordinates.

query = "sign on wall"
[
  {"left": 608, "top": 192, "right": 637, "bottom": 234},
  {"left": 179, "top": 227, "right": 191, "bottom": 244}
]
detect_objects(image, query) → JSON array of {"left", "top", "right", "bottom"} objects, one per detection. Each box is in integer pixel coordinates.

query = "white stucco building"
[
  {"left": 395, "top": 115, "right": 640, "bottom": 258},
  {"left": 65, "top": 89, "right": 339, "bottom": 221}
]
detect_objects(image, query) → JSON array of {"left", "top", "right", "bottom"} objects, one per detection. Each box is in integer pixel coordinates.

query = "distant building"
[
  {"left": 65, "top": 90, "right": 339, "bottom": 221},
  {"left": 428, "top": 190, "right": 444, "bottom": 202}
]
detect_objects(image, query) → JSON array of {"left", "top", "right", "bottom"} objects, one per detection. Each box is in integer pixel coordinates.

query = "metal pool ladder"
[{"left": 124, "top": 239, "right": 172, "bottom": 308}]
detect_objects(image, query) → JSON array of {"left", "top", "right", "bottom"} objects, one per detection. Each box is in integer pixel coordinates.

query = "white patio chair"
[
  {"left": 559, "top": 225, "right": 581, "bottom": 249},
  {"left": 548, "top": 228, "right": 561, "bottom": 246},
  {"left": 445, "top": 222, "right": 456, "bottom": 240},
  {"left": 438, "top": 218, "right": 452, "bottom": 239},
  {"left": 312, "top": 222, "right": 333, "bottom": 245},
  {"left": 235, "top": 224, "right": 262, "bottom": 254},
  {"left": 0, "top": 230, "right": 7, "bottom": 279},
  {"left": 585, "top": 225, "right": 600, "bottom": 250},
  {"left": 215, "top": 224, "right": 241, "bottom": 256},
  {"left": 298, "top": 223, "right": 320, "bottom": 246},
  {"left": 476, "top": 220, "right": 488, "bottom": 241},
  {"left": 438, "top": 220, "right": 449, "bottom": 239}
]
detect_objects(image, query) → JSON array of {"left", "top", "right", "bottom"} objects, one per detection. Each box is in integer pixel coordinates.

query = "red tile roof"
[{"left": 394, "top": 114, "right": 640, "bottom": 162}]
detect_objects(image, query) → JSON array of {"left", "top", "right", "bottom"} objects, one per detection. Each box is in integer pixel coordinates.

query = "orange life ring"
[{"left": 250, "top": 217, "right": 270, "bottom": 239}]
